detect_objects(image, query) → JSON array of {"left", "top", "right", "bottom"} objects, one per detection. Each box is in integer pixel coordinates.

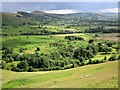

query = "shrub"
[
  {"left": 60, "top": 61, "right": 65, "bottom": 67},
  {"left": 118, "top": 55, "right": 120, "bottom": 60},
  {"left": 5, "top": 57, "right": 12, "bottom": 63},
  {"left": 75, "top": 60, "right": 81, "bottom": 66},
  {"left": 105, "top": 42, "right": 112, "bottom": 47},
  {"left": 108, "top": 55, "right": 117, "bottom": 61},
  {"left": 94, "top": 34, "right": 100, "bottom": 37},
  {"left": 81, "top": 62, "right": 85, "bottom": 66},
  {"left": 88, "top": 39, "right": 94, "bottom": 43},
  {"left": 49, "top": 60, "right": 55, "bottom": 67},
  {"left": 98, "top": 44, "right": 111, "bottom": 53},
  {"left": 17, "top": 61, "right": 28, "bottom": 71},
  {"left": 88, "top": 59, "right": 93, "bottom": 64},
  {"left": 4, "top": 47, "right": 13, "bottom": 54},
  {"left": 51, "top": 52, "right": 61, "bottom": 60},
  {"left": 19, "top": 47, "right": 26, "bottom": 52},
  {"left": 27, "top": 66, "right": 34, "bottom": 72},
  {"left": 37, "top": 47, "right": 40, "bottom": 51},
  {"left": 78, "top": 57, "right": 85, "bottom": 63},
  {"left": 53, "top": 66, "right": 62, "bottom": 70},
  {"left": 64, "top": 64, "right": 73, "bottom": 69},
  {"left": 65, "top": 36, "right": 84, "bottom": 41},
  {"left": 2, "top": 61, "right": 11, "bottom": 70},
  {"left": 92, "top": 59, "right": 104, "bottom": 64},
  {"left": 104, "top": 56, "right": 107, "bottom": 61},
  {"left": 11, "top": 66, "right": 20, "bottom": 72}
]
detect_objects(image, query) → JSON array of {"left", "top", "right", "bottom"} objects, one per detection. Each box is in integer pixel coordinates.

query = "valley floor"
[{"left": 1, "top": 60, "right": 119, "bottom": 88}]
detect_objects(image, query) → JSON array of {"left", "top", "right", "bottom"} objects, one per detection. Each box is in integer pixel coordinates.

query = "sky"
[
  {"left": 1, "top": 0, "right": 119, "bottom": 2},
  {"left": 2, "top": 2, "right": 119, "bottom": 14}
]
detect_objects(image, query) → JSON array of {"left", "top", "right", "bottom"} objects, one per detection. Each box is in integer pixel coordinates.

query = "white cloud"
[
  {"left": 44, "top": 9, "right": 81, "bottom": 14},
  {"left": 97, "top": 8, "right": 118, "bottom": 13}
]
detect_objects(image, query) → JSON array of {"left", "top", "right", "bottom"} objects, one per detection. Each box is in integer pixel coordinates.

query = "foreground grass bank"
[{"left": 1, "top": 61, "right": 118, "bottom": 88}]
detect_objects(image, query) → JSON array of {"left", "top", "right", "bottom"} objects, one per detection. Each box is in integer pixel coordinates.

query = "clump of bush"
[
  {"left": 108, "top": 55, "right": 117, "bottom": 61},
  {"left": 19, "top": 47, "right": 27, "bottom": 52},
  {"left": 65, "top": 36, "right": 84, "bottom": 41}
]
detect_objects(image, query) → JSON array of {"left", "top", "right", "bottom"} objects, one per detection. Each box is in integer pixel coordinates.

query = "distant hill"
[
  {"left": 2, "top": 11, "right": 117, "bottom": 26},
  {"left": 2, "top": 12, "right": 35, "bottom": 26}
]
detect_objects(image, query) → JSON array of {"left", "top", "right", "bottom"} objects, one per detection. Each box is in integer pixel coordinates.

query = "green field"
[
  {"left": 2, "top": 33, "right": 118, "bottom": 54},
  {"left": 2, "top": 32, "right": 119, "bottom": 71},
  {"left": 1, "top": 61, "right": 118, "bottom": 88}
]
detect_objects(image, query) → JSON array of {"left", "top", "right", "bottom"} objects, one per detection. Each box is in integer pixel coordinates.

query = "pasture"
[{"left": 1, "top": 61, "right": 118, "bottom": 88}]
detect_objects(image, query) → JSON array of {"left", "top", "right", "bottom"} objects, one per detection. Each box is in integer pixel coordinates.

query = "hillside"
[
  {"left": 2, "top": 11, "right": 118, "bottom": 26},
  {"left": 2, "top": 12, "right": 35, "bottom": 26},
  {"left": 1, "top": 61, "right": 118, "bottom": 88}
]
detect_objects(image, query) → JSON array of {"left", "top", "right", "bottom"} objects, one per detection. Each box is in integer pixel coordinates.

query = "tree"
[
  {"left": 27, "top": 66, "right": 34, "bottom": 72},
  {"left": 3, "top": 47, "right": 13, "bottom": 54},
  {"left": 49, "top": 60, "right": 55, "bottom": 67},
  {"left": 19, "top": 47, "right": 24, "bottom": 52},
  {"left": 51, "top": 52, "right": 61, "bottom": 60},
  {"left": 60, "top": 61, "right": 65, "bottom": 67},
  {"left": 98, "top": 43, "right": 102, "bottom": 46},
  {"left": 104, "top": 56, "right": 107, "bottom": 61},
  {"left": 74, "top": 47, "right": 83, "bottom": 59},
  {"left": 102, "top": 45, "right": 111, "bottom": 53},
  {"left": 88, "top": 39, "right": 94, "bottom": 43},
  {"left": 105, "top": 42, "right": 112, "bottom": 47},
  {"left": 28, "top": 58, "right": 39, "bottom": 68},
  {"left": 17, "top": 61, "right": 28, "bottom": 71},
  {"left": 108, "top": 55, "right": 117, "bottom": 61},
  {"left": 37, "top": 47, "right": 40, "bottom": 51},
  {"left": 2, "top": 61, "right": 11, "bottom": 70},
  {"left": 86, "top": 50, "right": 94, "bottom": 58},
  {"left": 86, "top": 45, "right": 98, "bottom": 54},
  {"left": 94, "top": 34, "right": 100, "bottom": 37},
  {"left": 89, "top": 59, "right": 93, "bottom": 64},
  {"left": 118, "top": 55, "right": 120, "bottom": 60},
  {"left": 11, "top": 66, "right": 20, "bottom": 72},
  {"left": 75, "top": 60, "right": 81, "bottom": 66},
  {"left": 98, "top": 44, "right": 111, "bottom": 53},
  {"left": 9, "top": 57, "right": 14, "bottom": 62},
  {"left": 78, "top": 57, "right": 85, "bottom": 63}
]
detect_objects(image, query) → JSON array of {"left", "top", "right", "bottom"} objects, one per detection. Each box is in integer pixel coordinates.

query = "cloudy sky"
[{"left": 2, "top": 2, "right": 118, "bottom": 14}]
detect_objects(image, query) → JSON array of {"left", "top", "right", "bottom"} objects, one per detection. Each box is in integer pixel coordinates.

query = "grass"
[
  {"left": 2, "top": 25, "right": 87, "bottom": 35},
  {"left": 3, "top": 33, "right": 118, "bottom": 54},
  {"left": 2, "top": 13, "right": 34, "bottom": 26},
  {"left": 97, "top": 33, "right": 119, "bottom": 42},
  {"left": 2, "top": 34, "right": 89, "bottom": 54},
  {"left": 1, "top": 61, "right": 118, "bottom": 88}
]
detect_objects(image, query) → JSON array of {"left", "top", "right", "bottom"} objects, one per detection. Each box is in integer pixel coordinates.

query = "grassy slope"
[
  {"left": 2, "top": 13, "right": 34, "bottom": 26},
  {"left": 1, "top": 61, "right": 118, "bottom": 88}
]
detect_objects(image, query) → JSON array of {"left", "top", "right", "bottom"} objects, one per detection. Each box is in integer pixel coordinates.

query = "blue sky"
[
  {"left": 2, "top": 2, "right": 118, "bottom": 14},
  {"left": 1, "top": 0, "right": 119, "bottom": 2}
]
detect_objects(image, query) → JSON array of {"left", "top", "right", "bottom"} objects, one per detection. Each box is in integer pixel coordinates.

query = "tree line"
[{"left": 84, "top": 26, "right": 119, "bottom": 33}]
